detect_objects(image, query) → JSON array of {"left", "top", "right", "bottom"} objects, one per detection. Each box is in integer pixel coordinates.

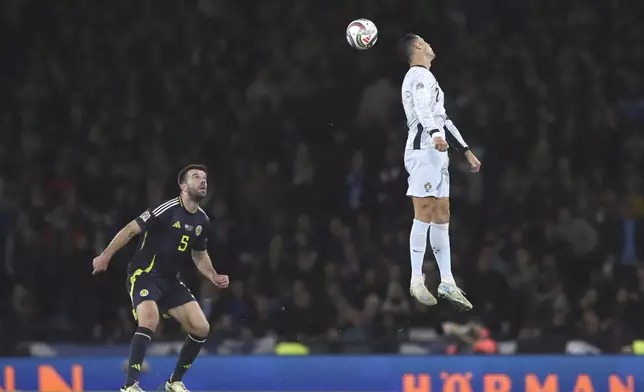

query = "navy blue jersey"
[{"left": 129, "top": 197, "right": 210, "bottom": 278}]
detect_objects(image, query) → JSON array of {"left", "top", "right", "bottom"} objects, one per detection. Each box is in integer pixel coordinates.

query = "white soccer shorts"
[{"left": 404, "top": 149, "right": 450, "bottom": 198}]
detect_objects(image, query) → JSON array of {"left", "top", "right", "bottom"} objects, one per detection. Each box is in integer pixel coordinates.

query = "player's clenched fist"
[
  {"left": 92, "top": 254, "right": 111, "bottom": 275},
  {"left": 212, "top": 274, "right": 229, "bottom": 288},
  {"left": 433, "top": 135, "right": 448, "bottom": 152}
]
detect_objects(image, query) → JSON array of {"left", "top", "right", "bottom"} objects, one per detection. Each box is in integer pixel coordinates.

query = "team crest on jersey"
[
  {"left": 140, "top": 289, "right": 149, "bottom": 297},
  {"left": 195, "top": 225, "right": 202, "bottom": 236},
  {"left": 416, "top": 82, "right": 424, "bottom": 90},
  {"left": 424, "top": 182, "right": 432, "bottom": 192}
]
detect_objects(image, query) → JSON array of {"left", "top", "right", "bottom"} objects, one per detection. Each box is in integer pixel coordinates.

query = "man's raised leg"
[
  {"left": 165, "top": 301, "right": 210, "bottom": 392},
  {"left": 431, "top": 197, "right": 472, "bottom": 310}
]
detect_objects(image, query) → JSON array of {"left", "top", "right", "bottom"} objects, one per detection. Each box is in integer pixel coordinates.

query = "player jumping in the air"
[
  {"left": 397, "top": 34, "right": 481, "bottom": 310},
  {"left": 92, "top": 164, "right": 229, "bottom": 392}
]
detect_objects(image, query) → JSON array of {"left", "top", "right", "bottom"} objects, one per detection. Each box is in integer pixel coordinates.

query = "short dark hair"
[
  {"left": 178, "top": 164, "right": 208, "bottom": 186},
  {"left": 397, "top": 33, "right": 419, "bottom": 63}
]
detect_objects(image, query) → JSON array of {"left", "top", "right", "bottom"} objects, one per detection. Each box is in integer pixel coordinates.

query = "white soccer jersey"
[{"left": 401, "top": 66, "right": 468, "bottom": 151}]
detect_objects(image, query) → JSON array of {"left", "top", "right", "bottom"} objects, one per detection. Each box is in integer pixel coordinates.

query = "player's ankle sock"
[
  {"left": 410, "top": 219, "right": 430, "bottom": 282},
  {"left": 430, "top": 222, "right": 455, "bottom": 284},
  {"left": 124, "top": 327, "right": 154, "bottom": 387},
  {"left": 169, "top": 334, "right": 207, "bottom": 382}
]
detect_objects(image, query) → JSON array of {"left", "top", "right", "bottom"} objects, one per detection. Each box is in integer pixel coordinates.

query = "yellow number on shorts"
[{"left": 178, "top": 235, "right": 189, "bottom": 251}]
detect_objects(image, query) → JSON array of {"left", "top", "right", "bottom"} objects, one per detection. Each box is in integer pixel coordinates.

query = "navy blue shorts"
[{"left": 126, "top": 273, "right": 195, "bottom": 319}]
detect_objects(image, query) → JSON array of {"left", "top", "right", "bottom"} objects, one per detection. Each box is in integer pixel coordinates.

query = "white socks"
[
  {"left": 430, "top": 222, "right": 455, "bottom": 284},
  {"left": 409, "top": 219, "right": 430, "bottom": 281},
  {"left": 410, "top": 220, "right": 455, "bottom": 284}
]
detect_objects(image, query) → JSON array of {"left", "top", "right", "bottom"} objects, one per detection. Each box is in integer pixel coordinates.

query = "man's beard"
[{"left": 187, "top": 188, "right": 206, "bottom": 202}]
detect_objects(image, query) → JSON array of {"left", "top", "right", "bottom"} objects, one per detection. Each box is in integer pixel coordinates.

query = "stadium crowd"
[{"left": 0, "top": 0, "right": 643, "bottom": 354}]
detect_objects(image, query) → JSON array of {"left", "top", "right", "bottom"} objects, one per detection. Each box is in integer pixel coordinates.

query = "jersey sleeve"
[
  {"left": 411, "top": 72, "right": 440, "bottom": 131},
  {"left": 192, "top": 217, "right": 210, "bottom": 251},
  {"left": 444, "top": 117, "right": 470, "bottom": 153},
  {"left": 134, "top": 199, "right": 177, "bottom": 231}
]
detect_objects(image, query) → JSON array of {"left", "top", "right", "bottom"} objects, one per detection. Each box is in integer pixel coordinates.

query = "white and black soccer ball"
[{"left": 346, "top": 18, "right": 378, "bottom": 50}]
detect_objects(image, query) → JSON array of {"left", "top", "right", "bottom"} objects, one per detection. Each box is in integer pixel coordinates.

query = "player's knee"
[
  {"left": 186, "top": 318, "right": 210, "bottom": 337},
  {"left": 433, "top": 200, "right": 451, "bottom": 224},
  {"left": 414, "top": 199, "right": 434, "bottom": 222},
  {"left": 136, "top": 301, "right": 160, "bottom": 331},
  {"left": 138, "top": 316, "right": 159, "bottom": 331},
  {"left": 194, "top": 320, "right": 210, "bottom": 338}
]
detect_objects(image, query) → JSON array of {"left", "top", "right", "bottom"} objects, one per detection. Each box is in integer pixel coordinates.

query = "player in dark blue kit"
[{"left": 92, "top": 164, "right": 229, "bottom": 392}]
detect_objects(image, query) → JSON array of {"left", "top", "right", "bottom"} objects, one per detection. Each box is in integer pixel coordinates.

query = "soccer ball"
[{"left": 346, "top": 19, "right": 378, "bottom": 50}]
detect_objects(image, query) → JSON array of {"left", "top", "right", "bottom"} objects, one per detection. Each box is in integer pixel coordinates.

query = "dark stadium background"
[{"left": 0, "top": 0, "right": 643, "bottom": 360}]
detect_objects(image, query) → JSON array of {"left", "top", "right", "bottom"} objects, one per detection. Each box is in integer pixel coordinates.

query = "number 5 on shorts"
[{"left": 178, "top": 235, "right": 189, "bottom": 251}]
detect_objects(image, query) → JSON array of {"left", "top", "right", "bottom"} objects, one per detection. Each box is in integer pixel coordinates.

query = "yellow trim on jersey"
[
  {"left": 178, "top": 196, "right": 184, "bottom": 207},
  {"left": 129, "top": 255, "right": 156, "bottom": 320}
]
